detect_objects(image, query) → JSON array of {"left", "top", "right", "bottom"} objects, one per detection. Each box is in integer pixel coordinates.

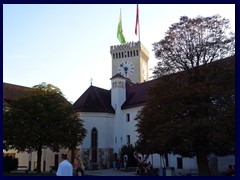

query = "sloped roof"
[
  {"left": 3, "top": 82, "right": 31, "bottom": 101},
  {"left": 110, "top": 73, "right": 126, "bottom": 80},
  {"left": 73, "top": 85, "right": 115, "bottom": 114},
  {"left": 121, "top": 80, "right": 157, "bottom": 109}
]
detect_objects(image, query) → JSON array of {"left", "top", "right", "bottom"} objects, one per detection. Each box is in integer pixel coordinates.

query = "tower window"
[
  {"left": 126, "top": 113, "right": 130, "bottom": 122},
  {"left": 116, "top": 53, "right": 118, "bottom": 59},
  {"left": 133, "top": 50, "right": 135, "bottom": 57},
  {"left": 130, "top": 51, "right": 132, "bottom": 57},
  {"left": 113, "top": 53, "right": 115, "bottom": 59},
  {"left": 119, "top": 52, "right": 121, "bottom": 58},
  {"left": 122, "top": 52, "right": 124, "bottom": 58},
  {"left": 127, "top": 51, "right": 129, "bottom": 57},
  {"left": 136, "top": 50, "right": 139, "bottom": 56}
]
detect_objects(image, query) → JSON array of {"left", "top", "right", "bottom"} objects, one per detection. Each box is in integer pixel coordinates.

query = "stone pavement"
[{"left": 85, "top": 168, "right": 138, "bottom": 176}]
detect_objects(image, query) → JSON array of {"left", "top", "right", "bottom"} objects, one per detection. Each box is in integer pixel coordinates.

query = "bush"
[
  {"left": 4, "top": 155, "right": 18, "bottom": 172},
  {"left": 119, "top": 144, "right": 138, "bottom": 168}
]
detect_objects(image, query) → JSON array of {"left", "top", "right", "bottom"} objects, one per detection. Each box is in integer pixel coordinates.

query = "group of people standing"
[
  {"left": 113, "top": 158, "right": 122, "bottom": 170},
  {"left": 136, "top": 161, "right": 152, "bottom": 175},
  {"left": 56, "top": 154, "right": 85, "bottom": 176}
]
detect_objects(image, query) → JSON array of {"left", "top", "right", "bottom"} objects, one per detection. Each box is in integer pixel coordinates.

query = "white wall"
[
  {"left": 122, "top": 106, "right": 143, "bottom": 145},
  {"left": 4, "top": 148, "right": 67, "bottom": 171},
  {"left": 218, "top": 155, "right": 235, "bottom": 173},
  {"left": 79, "top": 112, "right": 114, "bottom": 149}
]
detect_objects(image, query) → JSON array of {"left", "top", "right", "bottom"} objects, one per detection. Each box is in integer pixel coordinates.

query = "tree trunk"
[
  {"left": 164, "top": 153, "right": 169, "bottom": 167},
  {"left": 71, "top": 146, "right": 75, "bottom": 164},
  {"left": 196, "top": 148, "right": 210, "bottom": 176},
  {"left": 36, "top": 147, "right": 42, "bottom": 173}
]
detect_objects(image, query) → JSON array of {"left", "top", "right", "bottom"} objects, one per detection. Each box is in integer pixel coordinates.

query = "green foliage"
[
  {"left": 152, "top": 15, "right": 235, "bottom": 78},
  {"left": 136, "top": 56, "right": 235, "bottom": 175},
  {"left": 4, "top": 155, "right": 18, "bottom": 172},
  {"left": 32, "top": 82, "right": 63, "bottom": 96},
  {"left": 3, "top": 83, "right": 87, "bottom": 172},
  {"left": 119, "top": 144, "right": 138, "bottom": 168},
  {"left": 145, "top": 14, "right": 235, "bottom": 175}
]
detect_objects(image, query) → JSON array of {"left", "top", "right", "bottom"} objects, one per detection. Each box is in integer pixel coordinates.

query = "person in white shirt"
[{"left": 56, "top": 154, "right": 73, "bottom": 176}]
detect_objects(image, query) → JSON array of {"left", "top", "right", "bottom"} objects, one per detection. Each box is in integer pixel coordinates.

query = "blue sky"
[{"left": 3, "top": 4, "right": 235, "bottom": 103}]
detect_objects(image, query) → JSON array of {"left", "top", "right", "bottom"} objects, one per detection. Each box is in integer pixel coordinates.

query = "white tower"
[
  {"left": 110, "top": 74, "right": 126, "bottom": 110},
  {"left": 110, "top": 41, "right": 149, "bottom": 83},
  {"left": 110, "top": 74, "right": 127, "bottom": 152}
]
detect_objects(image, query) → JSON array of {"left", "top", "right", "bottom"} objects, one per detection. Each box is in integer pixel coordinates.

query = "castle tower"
[{"left": 110, "top": 41, "right": 149, "bottom": 83}]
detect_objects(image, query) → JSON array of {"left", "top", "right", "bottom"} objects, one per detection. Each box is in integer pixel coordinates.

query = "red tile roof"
[{"left": 3, "top": 82, "right": 31, "bottom": 101}]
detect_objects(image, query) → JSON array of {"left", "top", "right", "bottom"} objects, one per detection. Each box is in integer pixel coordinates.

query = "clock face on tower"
[{"left": 118, "top": 61, "right": 134, "bottom": 78}]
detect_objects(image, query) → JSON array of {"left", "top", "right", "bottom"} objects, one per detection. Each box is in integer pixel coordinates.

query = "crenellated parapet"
[
  {"left": 110, "top": 41, "right": 149, "bottom": 60},
  {"left": 110, "top": 41, "right": 140, "bottom": 51}
]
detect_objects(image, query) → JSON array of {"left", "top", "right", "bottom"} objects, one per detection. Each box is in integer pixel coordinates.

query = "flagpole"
[{"left": 138, "top": 4, "right": 140, "bottom": 42}]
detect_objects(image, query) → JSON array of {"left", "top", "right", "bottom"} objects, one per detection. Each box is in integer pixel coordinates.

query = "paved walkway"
[{"left": 85, "top": 168, "right": 137, "bottom": 176}]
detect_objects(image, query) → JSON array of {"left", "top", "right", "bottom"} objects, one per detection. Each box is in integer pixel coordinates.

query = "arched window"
[
  {"left": 113, "top": 53, "right": 115, "bottom": 59},
  {"left": 119, "top": 52, "right": 121, "bottom": 58},
  {"left": 136, "top": 50, "right": 139, "bottom": 56},
  {"left": 91, "top": 128, "right": 98, "bottom": 163},
  {"left": 116, "top": 53, "right": 118, "bottom": 59}
]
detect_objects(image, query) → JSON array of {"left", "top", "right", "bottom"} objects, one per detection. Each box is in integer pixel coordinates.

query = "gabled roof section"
[
  {"left": 73, "top": 85, "right": 115, "bottom": 114},
  {"left": 110, "top": 73, "right": 126, "bottom": 80},
  {"left": 3, "top": 82, "right": 31, "bottom": 101},
  {"left": 122, "top": 80, "right": 157, "bottom": 109}
]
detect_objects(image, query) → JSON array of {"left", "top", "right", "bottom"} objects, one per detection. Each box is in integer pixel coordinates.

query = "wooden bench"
[{"left": 17, "top": 166, "right": 29, "bottom": 173}]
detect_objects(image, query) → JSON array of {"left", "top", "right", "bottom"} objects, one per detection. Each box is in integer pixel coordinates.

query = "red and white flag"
[{"left": 135, "top": 4, "right": 139, "bottom": 35}]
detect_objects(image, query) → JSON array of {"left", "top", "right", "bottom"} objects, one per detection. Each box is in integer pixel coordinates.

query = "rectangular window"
[
  {"left": 177, "top": 157, "right": 183, "bottom": 169},
  {"left": 126, "top": 113, "right": 130, "bottom": 122},
  {"left": 127, "top": 135, "right": 130, "bottom": 144}
]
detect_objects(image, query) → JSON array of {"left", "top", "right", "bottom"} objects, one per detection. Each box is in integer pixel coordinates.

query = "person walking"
[
  {"left": 56, "top": 154, "right": 73, "bottom": 176},
  {"left": 73, "top": 157, "right": 85, "bottom": 176}
]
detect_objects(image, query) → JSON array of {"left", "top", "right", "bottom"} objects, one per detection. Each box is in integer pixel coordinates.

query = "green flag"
[{"left": 117, "top": 10, "right": 126, "bottom": 44}]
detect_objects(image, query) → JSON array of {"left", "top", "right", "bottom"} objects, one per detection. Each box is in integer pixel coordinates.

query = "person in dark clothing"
[
  {"left": 226, "top": 165, "right": 234, "bottom": 176},
  {"left": 74, "top": 157, "right": 85, "bottom": 176}
]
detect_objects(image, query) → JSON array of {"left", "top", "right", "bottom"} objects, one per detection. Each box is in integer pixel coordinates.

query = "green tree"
[
  {"left": 152, "top": 15, "right": 235, "bottom": 78},
  {"left": 3, "top": 82, "right": 87, "bottom": 173},
  {"left": 142, "top": 15, "right": 235, "bottom": 176},
  {"left": 119, "top": 144, "right": 138, "bottom": 169},
  {"left": 136, "top": 56, "right": 235, "bottom": 176}
]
